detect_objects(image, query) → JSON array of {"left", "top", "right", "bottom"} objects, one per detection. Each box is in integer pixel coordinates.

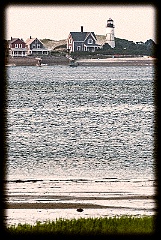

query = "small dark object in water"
[
  {"left": 77, "top": 208, "right": 84, "bottom": 212},
  {"left": 69, "top": 60, "right": 78, "bottom": 67}
]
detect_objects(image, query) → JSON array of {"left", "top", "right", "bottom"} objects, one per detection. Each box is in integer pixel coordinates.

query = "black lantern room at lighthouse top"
[{"left": 107, "top": 18, "right": 115, "bottom": 28}]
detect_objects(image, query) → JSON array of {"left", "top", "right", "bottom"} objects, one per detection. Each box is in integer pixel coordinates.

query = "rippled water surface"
[
  {"left": 5, "top": 65, "right": 155, "bottom": 224},
  {"left": 6, "top": 65, "right": 155, "bottom": 179}
]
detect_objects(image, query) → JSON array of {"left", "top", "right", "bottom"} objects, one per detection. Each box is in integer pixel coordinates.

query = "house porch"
[{"left": 10, "top": 48, "right": 27, "bottom": 57}]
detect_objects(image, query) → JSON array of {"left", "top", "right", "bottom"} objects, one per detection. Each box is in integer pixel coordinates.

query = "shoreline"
[
  {"left": 7, "top": 203, "right": 106, "bottom": 209},
  {"left": 77, "top": 57, "right": 155, "bottom": 66},
  {"left": 6, "top": 194, "right": 155, "bottom": 209},
  {"left": 5, "top": 56, "right": 156, "bottom": 67},
  {"left": 5, "top": 55, "right": 69, "bottom": 66}
]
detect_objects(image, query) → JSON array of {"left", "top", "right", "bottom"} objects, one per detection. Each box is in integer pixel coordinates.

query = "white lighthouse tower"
[{"left": 106, "top": 18, "right": 115, "bottom": 48}]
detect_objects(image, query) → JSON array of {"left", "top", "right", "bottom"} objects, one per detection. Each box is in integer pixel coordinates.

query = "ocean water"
[{"left": 5, "top": 65, "right": 156, "bottom": 225}]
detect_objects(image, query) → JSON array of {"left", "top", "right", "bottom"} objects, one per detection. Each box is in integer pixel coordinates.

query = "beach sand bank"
[
  {"left": 77, "top": 57, "right": 156, "bottom": 66},
  {"left": 6, "top": 194, "right": 154, "bottom": 209},
  {"left": 5, "top": 194, "right": 155, "bottom": 225}
]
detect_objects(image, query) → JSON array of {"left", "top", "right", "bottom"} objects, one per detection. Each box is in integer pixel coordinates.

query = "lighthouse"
[{"left": 106, "top": 18, "right": 115, "bottom": 48}]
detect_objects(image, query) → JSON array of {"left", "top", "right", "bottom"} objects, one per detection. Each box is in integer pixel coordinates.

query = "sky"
[{"left": 5, "top": 4, "right": 156, "bottom": 43}]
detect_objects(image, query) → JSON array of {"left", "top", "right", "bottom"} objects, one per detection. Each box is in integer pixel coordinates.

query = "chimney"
[
  {"left": 11, "top": 37, "right": 12, "bottom": 41},
  {"left": 81, "top": 26, "right": 83, "bottom": 33},
  {"left": 30, "top": 36, "right": 31, "bottom": 39}
]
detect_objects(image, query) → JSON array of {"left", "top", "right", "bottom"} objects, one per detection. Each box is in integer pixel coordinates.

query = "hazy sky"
[{"left": 5, "top": 4, "right": 156, "bottom": 42}]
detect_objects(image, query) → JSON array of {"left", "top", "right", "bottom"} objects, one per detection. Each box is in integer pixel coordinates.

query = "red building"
[{"left": 8, "top": 38, "right": 27, "bottom": 57}]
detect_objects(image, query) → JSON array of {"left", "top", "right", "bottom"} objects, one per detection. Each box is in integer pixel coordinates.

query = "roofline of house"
[{"left": 84, "top": 32, "right": 97, "bottom": 42}]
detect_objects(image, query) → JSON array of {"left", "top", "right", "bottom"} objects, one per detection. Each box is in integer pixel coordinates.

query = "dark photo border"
[{"left": 1, "top": 0, "right": 160, "bottom": 239}]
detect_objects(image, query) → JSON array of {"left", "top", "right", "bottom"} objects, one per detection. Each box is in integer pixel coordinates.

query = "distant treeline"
[{"left": 103, "top": 38, "right": 156, "bottom": 56}]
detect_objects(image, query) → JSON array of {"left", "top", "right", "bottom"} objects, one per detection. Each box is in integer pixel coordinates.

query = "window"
[
  {"left": 32, "top": 44, "right": 36, "bottom": 48},
  {"left": 37, "top": 44, "right": 41, "bottom": 48},
  {"left": 19, "top": 44, "right": 22, "bottom": 48},
  {"left": 88, "top": 38, "right": 93, "bottom": 44},
  {"left": 69, "top": 38, "right": 72, "bottom": 44},
  {"left": 15, "top": 44, "right": 18, "bottom": 48}
]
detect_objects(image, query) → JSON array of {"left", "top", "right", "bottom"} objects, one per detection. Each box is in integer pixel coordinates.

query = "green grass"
[{"left": 7, "top": 216, "right": 154, "bottom": 234}]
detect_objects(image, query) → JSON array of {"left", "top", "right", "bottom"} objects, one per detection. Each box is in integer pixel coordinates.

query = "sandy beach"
[
  {"left": 77, "top": 57, "right": 155, "bottom": 66},
  {"left": 5, "top": 191, "right": 155, "bottom": 226},
  {"left": 6, "top": 192, "right": 154, "bottom": 208},
  {"left": 6, "top": 194, "right": 154, "bottom": 209},
  {"left": 5, "top": 191, "right": 155, "bottom": 225},
  {"left": 5, "top": 177, "right": 155, "bottom": 226}
]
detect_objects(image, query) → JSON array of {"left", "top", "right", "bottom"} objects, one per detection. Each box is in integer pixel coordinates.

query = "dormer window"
[{"left": 88, "top": 38, "right": 93, "bottom": 44}]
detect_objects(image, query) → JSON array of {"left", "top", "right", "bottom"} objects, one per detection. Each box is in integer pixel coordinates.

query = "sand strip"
[
  {"left": 76, "top": 57, "right": 156, "bottom": 66},
  {"left": 5, "top": 194, "right": 154, "bottom": 201},
  {"left": 6, "top": 203, "right": 106, "bottom": 209},
  {"left": 6, "top": 202, "right": 156, "bottom": 211},
  {"left": 6, "top": 194, "right": 155, "bottom": 209}
]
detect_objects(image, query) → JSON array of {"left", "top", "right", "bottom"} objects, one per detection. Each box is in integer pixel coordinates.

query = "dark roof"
[
  {"left": 7, "top": 38, "right": 18, "bottom": 44},
  {"left": 70, "top": 32, "right": 96, "bottom": 41},
  {"left": 8, "top": 38, "right": 25, "bottom": 44}
]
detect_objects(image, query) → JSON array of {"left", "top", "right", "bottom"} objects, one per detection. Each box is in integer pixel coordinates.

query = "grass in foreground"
[{"left": 7, "top": 216, "right": 154, "bottom": 234}]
